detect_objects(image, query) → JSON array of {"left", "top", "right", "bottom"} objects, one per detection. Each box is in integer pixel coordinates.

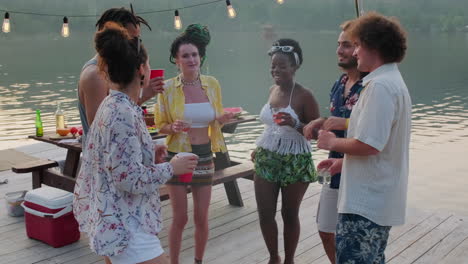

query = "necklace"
[{"left": 181, "top": 76, "right": 200, "bottom": 86}]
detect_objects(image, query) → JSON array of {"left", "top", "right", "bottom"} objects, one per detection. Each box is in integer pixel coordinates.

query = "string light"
[
  {"left": 174, "top": 10, "right": 182, "bottom": 30},
  {"left": 360, "top": 0, "right": 365, "bottom": 15},
  {"left": 1, "top": 0, "right": 287, "bottom": 34},
  {"left": 2, "top": 12, "right": 10, "bottom": 33},
  {"left": 226, "top": 0, "right": 237, "bottom": 18},
  {"left": 61, "top": 16, "right": 69, "bottom": 37}
]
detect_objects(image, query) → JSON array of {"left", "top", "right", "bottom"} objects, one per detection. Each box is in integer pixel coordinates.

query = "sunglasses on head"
[
  {"left": 268, "top": 45, "right": 294, "bottom": 55},
  {"left": 268, "top": 45, "right": 300, "bottom": 66}
]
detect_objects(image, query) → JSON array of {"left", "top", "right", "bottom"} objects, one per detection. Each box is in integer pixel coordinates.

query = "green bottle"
[{"left": 35, "top": 110, "right": 43, "bottom": 137}]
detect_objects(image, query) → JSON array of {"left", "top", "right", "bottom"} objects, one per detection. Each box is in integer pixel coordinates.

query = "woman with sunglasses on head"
[
  {"left": 73, "top": 22, "right": 198, "bottom": 264},
  {"left": 154, "top": 24, "right": 233, "bottom": 264},
  {"left": 252, "top": 39, "right": 320, "bottom": 264}
]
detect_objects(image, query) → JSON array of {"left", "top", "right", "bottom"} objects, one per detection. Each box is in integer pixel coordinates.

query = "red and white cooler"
[{"left": 21, "top": 186, "right": 80, "bottom": 247}]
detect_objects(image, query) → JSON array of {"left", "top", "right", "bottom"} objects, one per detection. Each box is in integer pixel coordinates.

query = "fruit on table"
[
  {"left": 147, "top": 125, "right": 158, "bottom": 134},
  {"left": 70, "top": 127, "right": 78, "bottom": 136},
  {"left": 78, "top": 129, "right": 83, "bottom": 136},
  {"left": 223, "top": 107, "right": 243, "bottom": 117},
  {"left": 56, "top": 128, "right": 71, "bottom": 136}
]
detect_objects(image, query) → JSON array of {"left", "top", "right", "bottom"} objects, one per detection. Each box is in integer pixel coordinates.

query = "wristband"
[
  {"left": 294, "top": 119, "right": 302, "bottom": 130},
  {"left": 345, "top": 118, "right": 350, "bottom": 129}
]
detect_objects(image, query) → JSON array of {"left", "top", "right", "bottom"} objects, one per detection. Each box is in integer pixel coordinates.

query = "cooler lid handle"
[{"left": 21, "top": 202, "right": 73, "bottom": 219}]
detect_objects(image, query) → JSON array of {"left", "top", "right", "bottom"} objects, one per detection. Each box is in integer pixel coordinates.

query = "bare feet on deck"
[{"left": 268, "top": 255, "right": 281, "bottom": 264}]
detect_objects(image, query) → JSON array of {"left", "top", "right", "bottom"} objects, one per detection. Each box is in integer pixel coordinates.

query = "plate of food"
[
  {"left": 147, "top": 125, "right": 159, "bottom": 136},
  {"left": 224, "top": 107, "right": 243, "bottom": 118}
]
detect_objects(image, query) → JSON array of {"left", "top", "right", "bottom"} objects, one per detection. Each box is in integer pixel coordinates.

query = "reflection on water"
[
  {"left": 0, "top": 75, "right": 82, "bottom": 141},
  {"left": 1, "top": 79, "right": 467, "bottom": 147}
]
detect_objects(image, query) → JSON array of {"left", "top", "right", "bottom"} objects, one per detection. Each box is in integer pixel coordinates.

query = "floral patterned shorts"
[
  {"left": 336, "top": 213, "right": 392, "bottom": 264},
  {"left": 253, "top": 147, "right": 317, "bottom": 187}
]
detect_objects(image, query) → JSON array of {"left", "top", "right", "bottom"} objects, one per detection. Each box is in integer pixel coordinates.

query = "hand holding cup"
[
  {"left": 148, "top": 69, "right": 165, "bottom": 95},
  {"left": 170, "top": 152, "right": 198, "bottom": 176},
  {"left": 273, "top": 112, "right": 294, "bottom": 127},
  {"left": 171, "top": 120, "right": 191, "bottom": 134}
]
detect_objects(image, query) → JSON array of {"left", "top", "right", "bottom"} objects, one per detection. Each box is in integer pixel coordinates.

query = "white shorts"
[
  {"left": 108, "top": 230, "right": 164, "bottom": 264},
  {"left": 316, "top": 184, "right": 339, "bottom": 233}
]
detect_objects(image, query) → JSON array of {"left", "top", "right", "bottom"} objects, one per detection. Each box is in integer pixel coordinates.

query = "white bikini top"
[
  {"left": 184, "top": 102, "right": 216, "bottom": 128},
  {"left": 256, "top": 83, "right": 312, "bottom": 155}
]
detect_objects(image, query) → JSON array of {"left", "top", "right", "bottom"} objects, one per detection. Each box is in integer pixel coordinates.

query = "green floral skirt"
[{"left": 254, "top": 147, "right": 317, "bottom": 186}]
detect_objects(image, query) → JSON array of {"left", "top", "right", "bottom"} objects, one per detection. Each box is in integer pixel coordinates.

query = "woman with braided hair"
[{"left": 154, "top": 24, "right": 233, "bottom": 264}]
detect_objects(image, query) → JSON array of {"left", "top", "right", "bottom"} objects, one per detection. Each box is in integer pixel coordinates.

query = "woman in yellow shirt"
[{"left": 154, "top": 24, "right": 233, "bottom": 264}]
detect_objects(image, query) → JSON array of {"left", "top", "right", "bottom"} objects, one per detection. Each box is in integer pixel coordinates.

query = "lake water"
[{"left": 1, "top": 30, "right": 467, "bottom": 215}]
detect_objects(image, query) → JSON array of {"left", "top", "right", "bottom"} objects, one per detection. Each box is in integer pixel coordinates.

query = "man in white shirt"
[
  {"left": 303, "top": 20, "right": 365, "bottom": 264},
  {"left": 317, "top": 12, "right": 411, "bottom": 264}
]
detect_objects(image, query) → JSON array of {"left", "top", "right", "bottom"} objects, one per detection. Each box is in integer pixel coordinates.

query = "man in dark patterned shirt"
[{"left": 303, "top": 20, "right": 366, "bottom": 264}]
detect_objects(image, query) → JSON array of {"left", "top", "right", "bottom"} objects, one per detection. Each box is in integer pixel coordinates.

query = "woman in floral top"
[{"left": 73, "top": 22, "right": 197, "bottom": 264}]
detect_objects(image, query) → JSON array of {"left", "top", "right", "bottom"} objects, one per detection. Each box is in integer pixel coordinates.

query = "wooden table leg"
[
  {"left": 214, "top": 151, "right": 231, "bottom": 170},
  {"left": 63, "top": 150, "right": 81, "bottom": 178},
  {"left": 32, "top": 171, "right": 43, "bottom": 189},
  {"left": 215, "top": 151, "right": 244, "bottom": 207},
  {"left": 223, "top": 180, "right": 244, "bottom": 207}
]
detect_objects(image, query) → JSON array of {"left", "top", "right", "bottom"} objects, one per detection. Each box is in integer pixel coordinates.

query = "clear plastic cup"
[
  {"left": 317, "top": 168, "right": 331, "bottom": 185},
  {"left": 154, "top": 138, "right": 167, "bottom": 164},
  {"left": 181, "top": 119, "right": 192, "bottom": 134}
]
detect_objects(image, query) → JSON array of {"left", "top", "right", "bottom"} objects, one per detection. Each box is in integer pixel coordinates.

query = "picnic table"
[{"left": 13, "top": 116, "right": 256, "bottom": 207}]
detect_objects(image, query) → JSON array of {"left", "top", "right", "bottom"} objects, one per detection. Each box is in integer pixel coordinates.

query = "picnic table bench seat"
[
  {"left": 12, "top": 158, "right": 255, "bottom": 204},
  {"left": 159, "top": 161, "right": 254, "bottom": 201}
]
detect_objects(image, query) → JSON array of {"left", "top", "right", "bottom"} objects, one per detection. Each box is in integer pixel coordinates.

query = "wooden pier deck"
[{"left": 0, "top": 142, "right": 467, "bottom": 264}]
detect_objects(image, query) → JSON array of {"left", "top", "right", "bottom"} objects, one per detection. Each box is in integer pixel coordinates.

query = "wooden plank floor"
[{"left": 1, "top": 142, "right": 468, "bottom": 264}]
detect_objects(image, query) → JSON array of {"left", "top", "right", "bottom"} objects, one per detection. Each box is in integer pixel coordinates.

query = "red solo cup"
[
  {"left": 179, "top": 172, "right": 193, "bottom": 183},
  {"left": 175, "top": 152, "right": 198, "bottom": 183},
  {"left": 273, "top": 112, "right": 284, "bottom": 124},
  {"left": 150, "top": 69, "right": 165, "bottom": 79}
]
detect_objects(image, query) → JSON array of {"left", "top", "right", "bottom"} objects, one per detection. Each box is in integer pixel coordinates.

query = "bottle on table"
[
  {"left": 141, "top": 105, "right": 148, "bottom": 116},
  {"left": 35, "top": 110, "right": 43, "bottom": 137},
  {"left": 55, "top": 102, "right": 65, "bottom": 130}
]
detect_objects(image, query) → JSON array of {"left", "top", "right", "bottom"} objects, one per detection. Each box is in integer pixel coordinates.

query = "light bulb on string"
[
  {"left": 174, "top": 10, "right": 182, "bottom": 30},
  {"left": 226, "top": 0, "right": 237, "bottom": 18},
  {"left": 2, "top": 12, "right": 10, "bottom": 33},
  {"left": 359, "top": 0, "right": 365, "bottom": 15},
  {"left": 276, "top": 0, "right": 284, "bottom": 4},
  {"left": 61, "top": 16, "right": 70, "bottom": 37}
]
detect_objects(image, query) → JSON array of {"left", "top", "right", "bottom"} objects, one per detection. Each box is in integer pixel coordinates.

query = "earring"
[{"left": 140, "top": 75, "right": 144, "bottom": 86}]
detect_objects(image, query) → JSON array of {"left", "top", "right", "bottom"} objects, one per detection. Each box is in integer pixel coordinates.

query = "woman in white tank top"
[
  {"left": 252, "top": 39, "right": 320, "bottom": 264},
  {"left": 154, "top": 24, "right": 233, "bottom": 264}
]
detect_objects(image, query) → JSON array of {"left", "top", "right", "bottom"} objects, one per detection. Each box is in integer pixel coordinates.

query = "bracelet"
[
  {"left": 345, "top": 118, "right": 350, "bottom": 130},
  {"left": 294, "top": 119, "right": 303, "bottom": 130}
]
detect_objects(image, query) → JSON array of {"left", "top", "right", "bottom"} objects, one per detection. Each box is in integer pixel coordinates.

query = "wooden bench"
[
  {"left": 159, "top": 161, "right": 254, "bottom": 203},
  {"left": 12, "top": 158, "right": 254, "bottom": 206}
]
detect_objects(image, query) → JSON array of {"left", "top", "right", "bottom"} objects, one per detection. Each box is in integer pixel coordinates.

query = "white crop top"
[{"left": 184, "top": 102, "right": 216, "bottom": 128}]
